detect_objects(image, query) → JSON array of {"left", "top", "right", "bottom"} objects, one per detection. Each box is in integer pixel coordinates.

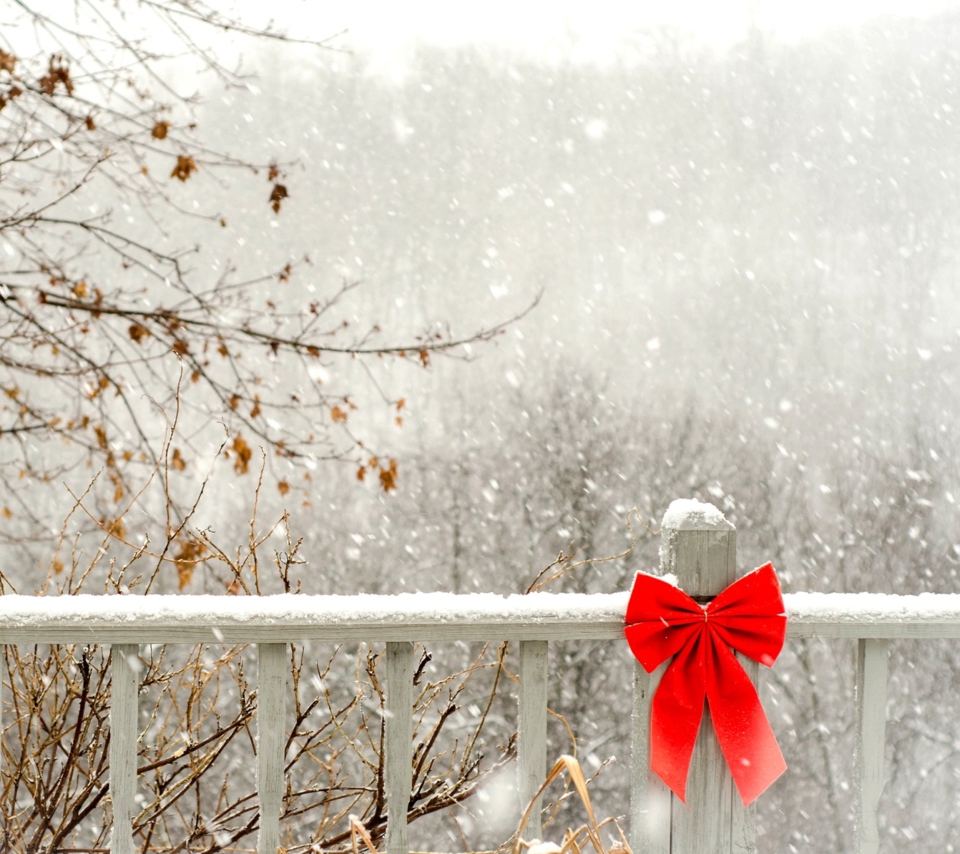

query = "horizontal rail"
[{"left": 1, "top": 591, "right": 960, "bottom": 643}]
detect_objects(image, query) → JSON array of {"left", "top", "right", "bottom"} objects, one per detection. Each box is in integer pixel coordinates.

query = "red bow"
[{"left": 624, "top": 562, "right": 787, "bottom": 806}]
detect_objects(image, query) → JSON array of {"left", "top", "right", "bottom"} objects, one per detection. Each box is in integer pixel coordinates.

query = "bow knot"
[{"left": 624, "top": 562, "right": 787, "bottom": 805}]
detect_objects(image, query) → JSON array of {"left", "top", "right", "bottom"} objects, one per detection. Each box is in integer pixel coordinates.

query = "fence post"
[{"left": 657, "top": 499, "right": 756, "bottom": 854}]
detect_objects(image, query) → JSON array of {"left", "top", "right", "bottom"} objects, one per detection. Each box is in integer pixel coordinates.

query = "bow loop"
[
  {"left": 624, "top": 575, "right": 703, "bottom": 673},
  {"left": 706, "top": 563, "right": 787, "bottom": 665},
  {"left": 624, "top": 562, "right": 787, "bottom": 806}
]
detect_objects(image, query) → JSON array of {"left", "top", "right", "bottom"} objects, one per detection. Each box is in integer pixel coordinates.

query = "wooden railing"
[{"left": 2, "top": 500, "right": 960, "bottom": 853}]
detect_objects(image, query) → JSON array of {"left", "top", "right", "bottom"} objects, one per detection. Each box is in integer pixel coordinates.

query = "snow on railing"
[{"left": 2, "top": 500, "right": 960, "bottom": 853}]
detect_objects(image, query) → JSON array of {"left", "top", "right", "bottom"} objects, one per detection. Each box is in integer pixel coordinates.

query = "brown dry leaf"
[
  {"left": 228, "top": 393, "right": 241, "bottom": 410},
  {"left": 128, "top": 323, "right": 150, "bottom": 343},
  {"left": 52, "top": 559, "right": 64, "bottom": 575},
  {"left": 171, "top": 448, "right": 187, "bottom": 471},
  {"left": 331, "top": 405, "right": 348, "bottom": 424},
  {"left": 172, "top": 339, "right": 189, "bottom": 357},
  {"left": 250, "top": 398, "right": 261, "bottom": 419},
  {"left": 268, "top": 162, "right": 280, "bottom": 182},
  {"left": 277, "top": 480, "right": 290, "bottom": 496},
  {"left": 3, "top": 387, "right": 17, "bottom": 399},
  {"left": 72, "top": 281, "right": 88, "bottom": 298},
  {"left": 85, "top": 115, "right": 96, "bottom": 131},
  {"left": 269, "top": 183, "right": 288, "bottom": 213},
  {"left": 106, "top": 518, "right": 126, "bottom": 539},
  {"left": 39, "top": 55, "right": 73, "bottom": 96},
  {"left": 177, "top": 563, "right": 193, "bottom": 589},
  {"left": 151, "top": 120, "right": 170, "bottom": 140},
  {"left": 356, "top": 465, "right": 366, "bottom": 482},
  {"left": 86, "top": 376, "right": 109, "bottom": 399},
  {"left": 231, "top": 435, "right": 252, "bottom": 474},
  {"left": 396, "top": 398, "right": 405, "bottom": 411},
  {"left": 170, "top": 154, "right": 197, "bottom": 181},
  {"left": 0, "top": 50, "right": 16, "bottom": 74},
  {"left": 1, "top": 506, "right": 11, "bottom": 519},
  {"left": 113, "top": 484, "right": 124, "bottom": 502},
  {"left": 175, "top": 537, "right": 206, "bottom": 590},
  {"left": 94, "top": 424, "right": 108, "bottom": 449},
  {"left": 418, "top": 349, "right": 430, "bottom": 367},
  {"left": 379, "top": 458, "right": 398, "bottom": 493},
  {"left": 395, "top": 417, "right": 403, "bottom": 427}
]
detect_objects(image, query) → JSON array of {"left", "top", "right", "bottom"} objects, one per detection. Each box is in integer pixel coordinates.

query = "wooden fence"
[{"left": 2, "top": 500, "right": 960, "bottom": 853}]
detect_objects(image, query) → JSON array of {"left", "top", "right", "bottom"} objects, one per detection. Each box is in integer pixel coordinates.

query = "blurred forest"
[{"left": 5, "top": 5, "right": 960, "bottom": 852}]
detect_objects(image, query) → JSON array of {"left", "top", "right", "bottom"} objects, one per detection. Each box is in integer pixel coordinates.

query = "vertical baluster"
[
  {"left": 257, "top": 643, "right": 287, "bottom": 854},
  {"left": 854, "top": 638, "right": 889, "bottom": 854},
  {"left": 385, "top": 641, "right": 414, "bottom": 854},
  {"left": 110, "top": 644, "right": 139, "bottom": 854},
  {"left": 630, "top": 659, "right": 671, "bottom": 854},
  {"left": 1, "top": 644, "right": 6, "bottom": 783},
  {"left": 518, "top": 640, "right": 548, "bottom": 840}
]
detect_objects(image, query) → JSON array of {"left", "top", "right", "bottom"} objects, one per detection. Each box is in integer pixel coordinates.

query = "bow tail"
[
  {"left": 707, "top": 639, "right": 786, "bottom": 805},
  {"left": 650, "top": 638, "right": 706, "bottom": 803}
]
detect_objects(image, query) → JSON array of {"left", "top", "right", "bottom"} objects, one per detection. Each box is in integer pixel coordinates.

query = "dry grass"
[{"left": 513, "top": 756, "right": 630, "bottom": 854}]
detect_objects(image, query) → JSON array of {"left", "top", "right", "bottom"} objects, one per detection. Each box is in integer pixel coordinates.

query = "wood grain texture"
[
  {"left": 385, "top": 641, "right": 414, "bottom": 854},
  {"left": 854, "top": 639, "right": 889, "bottom": 854},
  {"left": 630, "top": 660, "right": 671, "bottom": 854},
  {"left": 732, "top": 656, "right": 760, "bottom": 854},
  {"left": 109, "top": 644, "right": 139, "bottom": 854},
  {"left": 1, "top": 644, "right": 5, "bottom": 783},
  {"left": 257, "top": 643, "right": 287, "bottom": 854},
  {"left": 518, "top": 640, "right": 548, "bottom": 839}
]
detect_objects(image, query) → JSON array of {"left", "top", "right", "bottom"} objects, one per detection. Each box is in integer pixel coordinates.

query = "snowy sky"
[{"left": 278, "top": 0, "right": 960, "bottom": 65}]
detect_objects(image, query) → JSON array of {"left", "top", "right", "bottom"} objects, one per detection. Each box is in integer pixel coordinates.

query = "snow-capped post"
[{"left": 632, "top": 500, "right": 757, "bottom": 853}]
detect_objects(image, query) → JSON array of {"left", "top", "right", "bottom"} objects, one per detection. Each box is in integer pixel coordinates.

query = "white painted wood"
[
  {"left": 109, "top": 644, "right": 139, "bottom": 854},
  {"left": 1, "top": 644, "right": 5, "bottom": 782},
  {"left": 671, "top": 705, "right": 735, "bottom": 853},
  {"left": 662, "top": 506, "right": 748, "bottom": 854},
  {"left": 385, "top": 641, "right": 414, "bottom": 854},
  {"left": 3, "top": 593, "right": 960, "bottom": 643},
  {"left": 854, "top": 639, "right": 889, "bottom": 854},
  {"left": 257, "top": 643, "right": 287, "bottom": 854},
  {"left": 630, "top": 660, "right": 671, "bottom": 854},
  {"left": 732, "top": 656, "right": 759, "bottom": 854},
  {"left": 518, "top": 640, "right": 548, "bottom": 839}
]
